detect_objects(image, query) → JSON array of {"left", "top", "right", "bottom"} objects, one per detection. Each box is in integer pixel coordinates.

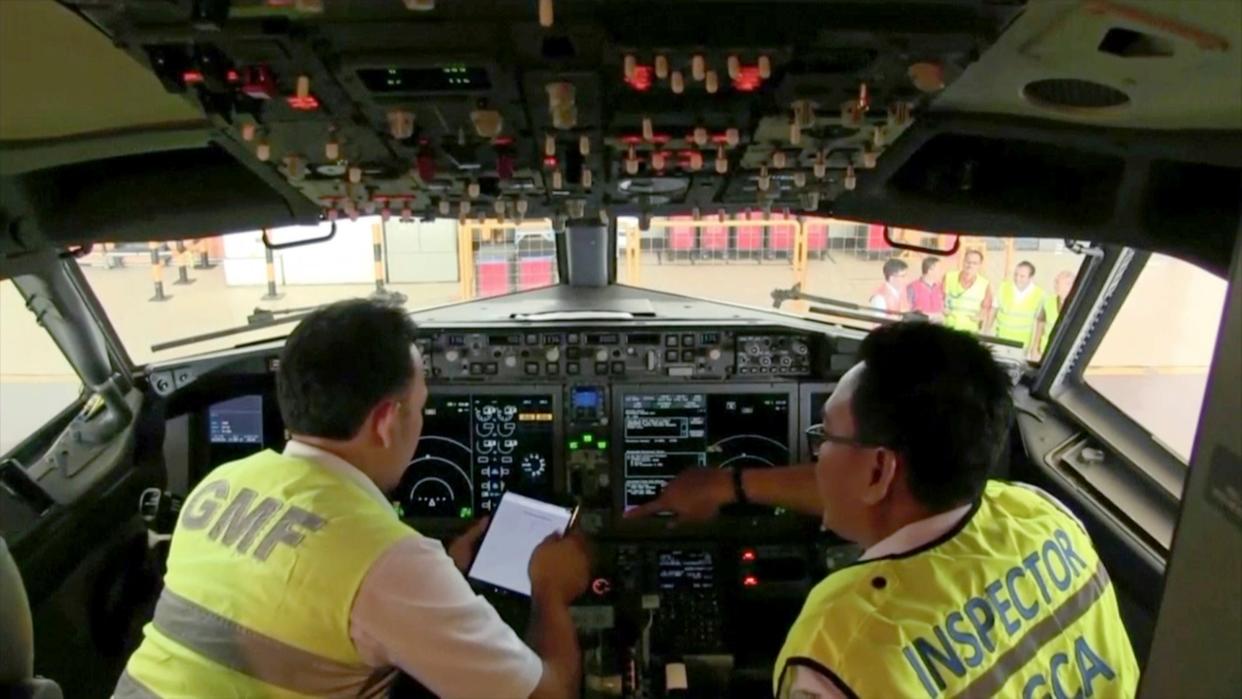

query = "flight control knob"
[
  {"left": 645, "top": 350, "right": 659, "bottom": 371},
  {"left": 545, "top": 347, "right": 561, "bottom": 362}
]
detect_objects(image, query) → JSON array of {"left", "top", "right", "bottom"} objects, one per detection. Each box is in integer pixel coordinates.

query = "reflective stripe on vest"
[
  {"left": 944, "top": 272, "right": 989, "bottom": 331},
  {"left": 995, "top": 282, "right": 1046, "bottom": 346},
  {"left": 121, "top": 451, "right": 414, "bottom": 698},
  {"left": 773, "top": 481, "right": 1139, "bottom": 699}
]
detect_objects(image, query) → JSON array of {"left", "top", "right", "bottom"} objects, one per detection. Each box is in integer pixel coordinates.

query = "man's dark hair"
[
  {"left": 852, "top": 322, "right": 1012, "bottom": 511},
  {"left": 882, "top": 259, "right": 908, "bottom": 282},
  {"left": 277, "top": 299, "right": 419, "bottom": 439},
  {"left": 1017, "top": 261, "right": 1036, "bottom": 277},
  {"left": 964, "top": 249, "right": 984, "bottom": 263},
  {"left": 921, "top": 257, "right": 940, "bottom": 275}
]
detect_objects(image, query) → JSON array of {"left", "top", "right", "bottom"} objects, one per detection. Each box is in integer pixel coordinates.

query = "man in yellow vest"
[
  {"left": 987, "top": 260, "right": 1047, "bottom": 356},
  {"left": 116, "top": 299, "right": 589, "bottom": 699},
  {"left": 628, "top": 322, "right": 1138, "bottom": 698},
  {"left": 1037, "top": 270, "right": 1078, "bottom": 359},
  {"left": 943, "top": 249, "right": 993, "bottom": 333}
]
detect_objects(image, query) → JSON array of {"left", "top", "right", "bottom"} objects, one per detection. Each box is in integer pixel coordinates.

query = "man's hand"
[
  {"left": 529, "top": 530, "right": 590, "bottom": 605},
  {"left": 622, "top": 467, "right": 734, "bottom": 522},
  {"left": 447, "top": 516, "right": 490, "bottom": 573}
]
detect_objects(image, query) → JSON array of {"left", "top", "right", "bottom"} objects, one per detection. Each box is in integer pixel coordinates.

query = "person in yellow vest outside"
[
  {"left": 627, "top": 322, "right": 1139, "bottom": 698},
  {"left": 943, "top": 249, "right": 993, "bottom": 333},
  {"left": 115, "top": 300, "right": 589, "bottom": 699},
  {"left": 987, "top": 260, "right": 1047, "bottom": 357},
  {"left": 1037, "top": 270, "right": 1078, "bottom": 359}
]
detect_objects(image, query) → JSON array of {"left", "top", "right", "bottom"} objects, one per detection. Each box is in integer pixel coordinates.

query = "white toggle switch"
[
  {"left": 758, "top": 55, "right": 771, "bottom": 79},
  {"left": 296, "top": 75, "right": 311, "bottom": 99},
  {"left": 725, "top": 128, "right": 739, "bottom": 147},
  {"left": 538, "top": 0, "right": 553, "bottom": 27},
  {"left": 545, "top": 134, "right": 556, "bottom": 157},
  {"left": 790, "top": 121, "right": 801, "bottom": 145},
  {"left": 793, "top": 171, "right": 807, "bottom": 188},
  {"left": 705, "top": 70, "right": 719, "bottom": 94},
  {"left": 551, "top": 169, "right": 563, "bottom": 189},
  {"left": 438, "top": 200, "right": 451, "bottom": 215},
  {"left": 651, "top": 151, "right": 666, "bottom": 170},
  {"left": 623, "top": 54, "right": 637, "bottom": 80},
  {"left": 642, "top": 117, "right": 654, "bottom": 141},
  {"left": 844, "top": 166, "right": 857, "bottom": 191},
  {"left": 688, "top": 151, "right": 703, "bottom": 170},
  {"left": 324, "top": 139, "right": 339, "bottom": 160},
  {"left": 727, "top": 55, "right": 741, "bottom": 80},
  {"left": 387, "top": 110, "right": 415, "bottom": 140},
  {"left": 715, "top": 146, "right": 728, "bottom": 174},
  {"left": 670, "top": 70, "right": 685, "bottom": 94},
  {"left": 348, "top": 166, "right": 362, "bottom": 183},
  {"left": 241, "top": 123, "right": 257, "bottom": 142},
  {"left": 772, "top": 151, "right": 787, "bottom": 169},
  {"left": 467, "top": 181, "right": 480, "bottom": 199},
  {"left": 256, "top": 141, "right": 271, "bottom": 162},
  {"left": 582, "top": 168, "right": 593, "bottom": 189},
  {"left": 655, "top": 55, "right": 669, "bottom": 79},
  {"left": 691, "top": 55, "right": 706, "bottom": 81},
  {"left": 494, "top": 199, "right": 507, "bottom": 216},
  {"left": 579, "top": 134, "right": 591, "bottom": 155}
]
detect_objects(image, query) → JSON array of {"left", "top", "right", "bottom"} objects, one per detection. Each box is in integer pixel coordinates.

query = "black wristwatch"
[{"left": 731, "top": 466, "right": 750, "bottom": 505}]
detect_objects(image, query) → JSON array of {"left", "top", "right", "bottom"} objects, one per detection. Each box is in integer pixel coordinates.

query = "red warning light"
[
  {"left": 741, "top": 549, "right": 756, "bottom": 562},
  {"left": 543, "top": 155, "right": 559, "bottom": 168},
  {"left": 732, "top": 66, "right": 763, "bottom": 92},
  {"left": 743, "top": 575, "right": 760, "bottom": 587},
  {"left": 625, "top": 65, "right": 654, "bottom": 92},
  {"left": 182, "top": 70, "right": 204, "bottom": 85},
  {"left": 286, "top": 94, "right": 320, "bottom": 111}
]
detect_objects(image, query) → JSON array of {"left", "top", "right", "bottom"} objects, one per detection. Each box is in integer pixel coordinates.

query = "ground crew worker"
[
  {"left": 1038, "top": 270, "right": 1077, "bottom": 358},
  {"left": 115, "top": 300, "right": 589, "bottom": 699},
  {"left": 869, "top": 259, "right": 909, "bottom": 313},
  {"left": 906, "top": 256, "right": 945, "bottom": 319},
  {"left": 943, "top": 249, "right": 993, "bottom": 332},
  {"left": 628, "top": 322, "right": 1139, "bottom": 698},
  {"left": 988, "top": 260, "right": 1047, "bottom": 355}
]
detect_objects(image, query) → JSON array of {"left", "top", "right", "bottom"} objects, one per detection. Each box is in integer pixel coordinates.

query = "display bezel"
[
  {"left": 610, "top": 382, "right": 799, "bottom": 534},
  {"left": 798, "top": 382, "right": 838, "bottom": 463},
  {"left": 403, "top": 383, "right": 565, "bottom": 523}
]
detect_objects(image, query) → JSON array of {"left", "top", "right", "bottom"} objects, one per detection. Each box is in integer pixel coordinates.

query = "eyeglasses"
[{"left": 805, "top": 423, "right": 887, "bottom": 455}]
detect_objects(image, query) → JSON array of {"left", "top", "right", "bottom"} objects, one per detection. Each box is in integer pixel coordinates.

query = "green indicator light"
[
  {"left": 459, "top": 506, "right": 473, "bottom": 519},
  {"left": 583, "top": 434, "right": 593, "bottom": 443},
  {"left": 569, "top": 441, "right": 580, "bottom": 450},
  {"left": 597, "top": 441, "right": 608, "bottom": 450}
]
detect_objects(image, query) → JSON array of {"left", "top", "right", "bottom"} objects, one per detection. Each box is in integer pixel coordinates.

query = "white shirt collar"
[
  {"left": 282, "top": 439, "right": 393, "bottom": 511},
  {"left": 1013, "top": 283, "right": 1035, "bottom": 301},
  {"left": 858, "top": 502, "right": 974, "bottom": 561}
]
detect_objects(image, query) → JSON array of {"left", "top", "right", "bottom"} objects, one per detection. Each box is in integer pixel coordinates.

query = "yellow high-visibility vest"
[
  {"left": 995, "top": 281, "right": 1047, "bottom": 348},
  {"left": 774, "top": 481, "right": 1139, "bottom": 699},
  {"left": 118, "top": 450, "right": 415, "bottom": 698},
  {"left": 1041, "top": 295, "right": 1063, "bottom": 354},
  {"left": 944, "top": 271, "right": 990, "bottom": 332}
]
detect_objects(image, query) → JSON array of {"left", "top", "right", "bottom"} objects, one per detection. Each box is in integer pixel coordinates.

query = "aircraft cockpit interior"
[{"left": 0, "top": 1, "right": 1239, "bottom": 697}]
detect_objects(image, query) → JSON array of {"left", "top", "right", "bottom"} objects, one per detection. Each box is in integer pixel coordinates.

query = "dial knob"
[
  {"left": 595, "top": 349, "right": 609, "bottom": 362},
  {"left": 546, "top": 347, "right": 561, "bottom": 362}
]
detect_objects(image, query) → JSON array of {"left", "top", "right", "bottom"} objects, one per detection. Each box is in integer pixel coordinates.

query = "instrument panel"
[{"left": 169, "top": 323, "right": 858, "bottom": 697}]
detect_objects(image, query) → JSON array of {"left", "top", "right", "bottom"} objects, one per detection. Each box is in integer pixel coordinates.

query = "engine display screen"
[
  {"left": 398, "top": 393, "right": 556, "bottom": 518},
  {"left": 657, "top": 550, "right": 715, "bottom": 591},
  {"left": 620, "top": 390, "right": 792, "bottom": 510},
  {"left": 207, "top": 395, "right": 264, "bottom": 445}
]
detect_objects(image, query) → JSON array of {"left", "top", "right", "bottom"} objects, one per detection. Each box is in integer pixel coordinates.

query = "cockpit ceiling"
[
  {"left": 0, "top": 1, "right": 205, "bottom": 143},
  {"left": 0, "top": 1, "right": 1238, "bottom": 273},
  {"left": 935, "top": 1, "right": 1242, "bottom": 131}
]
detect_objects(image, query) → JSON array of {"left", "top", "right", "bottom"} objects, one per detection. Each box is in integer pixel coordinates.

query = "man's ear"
[
  {"left": 861, "top": 448, "right": 900, "bottom": 506},
  {"left": 372, "top": 400, "right": 400, "bottom": 448}
]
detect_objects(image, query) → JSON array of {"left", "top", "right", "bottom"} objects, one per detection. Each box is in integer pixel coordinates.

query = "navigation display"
[
  {"left": 620, "top": 389, "right": 793, "bottom": 510},
  {"left": 399, "top": 392, "right": 556, "bottom": 518},
  {"left": 207, "top": 395, "right": 264, "bottom": 445}
]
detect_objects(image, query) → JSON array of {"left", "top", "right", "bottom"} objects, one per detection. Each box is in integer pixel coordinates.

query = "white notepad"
[{"left": 468, "top": 492, "right": 573, "bottom": 596}]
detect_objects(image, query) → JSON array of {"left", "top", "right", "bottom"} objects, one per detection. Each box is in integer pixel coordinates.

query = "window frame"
[{"left": 1032, "top": 244, "right": 1222, "bottom": 547}]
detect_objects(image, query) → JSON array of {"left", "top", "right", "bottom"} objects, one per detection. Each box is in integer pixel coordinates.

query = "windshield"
[
  {"left": 75, "top": 217, "right": 559, "bottom": 365},
  {"left": 619, "top": 215, "right": 1087, "bottom": 361}
]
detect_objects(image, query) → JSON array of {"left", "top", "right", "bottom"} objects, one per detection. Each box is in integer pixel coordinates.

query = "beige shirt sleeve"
[{"left": 351, "top": 536, "right": 543, "bottom": 699}]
